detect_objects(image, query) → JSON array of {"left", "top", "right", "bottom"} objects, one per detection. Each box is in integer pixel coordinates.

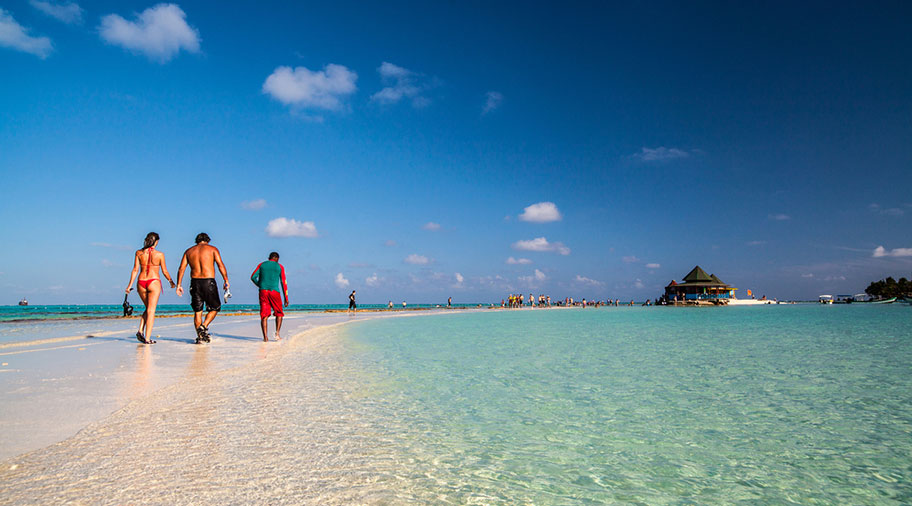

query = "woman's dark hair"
[
  {"left": 195, "top": 232, "right": 211, "bottom": 244},
  {"left": 269, "top": 252, "right": 280, "bottom": 260},
  {"left": 143, "top": 232, "right": 160, "bottom": 250}
]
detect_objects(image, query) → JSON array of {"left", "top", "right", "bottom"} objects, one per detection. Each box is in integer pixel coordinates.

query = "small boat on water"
[
  {"left": 819, "top": 295, "right": 834, "bottom": 304},
  {"left": 871, "top": 297, "right": 898, "bottom": 304},
  {"left": 18, "top": 297, "right": 28, "bottom": 306}
]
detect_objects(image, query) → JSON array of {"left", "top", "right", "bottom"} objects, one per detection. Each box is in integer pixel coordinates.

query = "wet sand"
[
  {"left": 0, "top": 311, "right": 430, "bottom": 461},
  {"left": 0, "top": 319, "right": 395, "bottom": 504}
]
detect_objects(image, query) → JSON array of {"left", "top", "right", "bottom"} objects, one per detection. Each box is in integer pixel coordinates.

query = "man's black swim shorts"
[{"left": 190, "top": 278, "right": 221, "bottom": 312}]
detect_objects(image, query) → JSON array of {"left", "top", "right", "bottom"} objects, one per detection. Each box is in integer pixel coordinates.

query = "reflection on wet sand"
[
  {"left": 127, "top": 344, "right": 154, "bottom": 400},
  {"left": 187, "top": 344, "right": 211, "bottom": 381}
]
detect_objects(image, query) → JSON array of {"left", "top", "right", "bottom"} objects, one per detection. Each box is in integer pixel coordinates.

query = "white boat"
[
  {"left": 18, "top": 297, "right": 28, "bottom": 306},
  {"left": 819, "top": 295, "right": 834, "bottom": 304},
  {"left": 726, "top": 297, "right": 775, "bottom": 305}
]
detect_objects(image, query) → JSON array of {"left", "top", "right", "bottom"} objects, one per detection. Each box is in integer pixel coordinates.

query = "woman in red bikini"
[{"left": 125, "top": 232, "right": 176, "bottom": 344}]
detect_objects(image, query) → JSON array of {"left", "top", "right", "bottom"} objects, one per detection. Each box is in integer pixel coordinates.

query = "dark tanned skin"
[{"left": 175, "top": 241, "right": 229, "bottom": 330}]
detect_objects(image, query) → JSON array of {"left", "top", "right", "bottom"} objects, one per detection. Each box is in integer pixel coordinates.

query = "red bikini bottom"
[{"left": 138, "top": 278, "right": 160, "bottom": 290}]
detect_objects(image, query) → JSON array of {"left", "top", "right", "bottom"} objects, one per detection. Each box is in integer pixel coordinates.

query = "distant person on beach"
[
  {"left": 388, "top": 301, "right": 393, "bottom": 309},
  {"left": 349, "top": 290, "right": 356, "bottom": 313},
  {"left": 175, "top": 233, "right": 229, "bottom": 344},
  {"left": 125, "top": 232, "right": 175, "bottom": 344},
  {"left": 250, "top": 252, "right": 288, "bottom": 341},
  {"left": 447, "top": 296, "right": 452, "bottom": 308}
]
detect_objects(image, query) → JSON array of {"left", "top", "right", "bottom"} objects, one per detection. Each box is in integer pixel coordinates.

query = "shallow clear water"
[
  {"left": 0, "top": 304, "right": 459, "bottom": 323},
  {"left": 341, "top": 305, "right": 912, "bottom": 504},
  {"left": 2, "top": 306, "right": 910, "bottom": 504}
]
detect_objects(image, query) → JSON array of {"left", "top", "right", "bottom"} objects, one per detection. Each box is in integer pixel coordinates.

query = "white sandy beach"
[{"left": 0, "top": 309, "right": 472, "bottom": 506}]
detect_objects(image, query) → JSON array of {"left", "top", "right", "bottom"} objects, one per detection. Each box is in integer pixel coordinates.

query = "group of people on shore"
[
  {"left": 503, "top": 294, "right": 552, "bottom": 308},
  {"left": 500, "top": 296, "right": 648, "bottom": 308},
  {"left": 125, "top": 232, "right": 288, "bottom": 345},
  {"left": 125, "top": 231, "right": 665, "bottom": 345}
]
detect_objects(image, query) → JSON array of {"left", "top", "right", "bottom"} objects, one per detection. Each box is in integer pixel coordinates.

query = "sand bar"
[{"left": 0, "top": 310, "right": 439, "bottom": 461}]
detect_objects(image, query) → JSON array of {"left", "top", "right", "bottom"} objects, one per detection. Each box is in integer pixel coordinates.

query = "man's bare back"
[
  {"left": 184, "top": 243, "right": 220, "bottom": 279},
  {"left": 176, "top": 240, "right": 229, "bottom": 297}
]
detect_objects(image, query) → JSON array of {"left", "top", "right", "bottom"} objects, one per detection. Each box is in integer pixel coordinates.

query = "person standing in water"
[
  {"left": 125, "top": 232, "right": 175, "bottom": 344},
  {"left": 250, "top": 252, "right": 288, "bottom": 341},
  {"left": 348, "top": 290, "right": 357, "bottom": 313},
  {"left": 175, "top": 233, "right": 229, "bottom": 344}
]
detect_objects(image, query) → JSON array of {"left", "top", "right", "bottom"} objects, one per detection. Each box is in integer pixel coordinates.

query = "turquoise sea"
[
  {"left": 334, "top": 305, "right": 911, "bottom": 503},
  {"left": 0, "top": 303, "right": 457, "bottom": 322}
]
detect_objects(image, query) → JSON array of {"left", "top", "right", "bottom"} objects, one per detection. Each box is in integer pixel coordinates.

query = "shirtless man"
[{"left": 175, "top": 233, "right": 230, "bottom": 344}]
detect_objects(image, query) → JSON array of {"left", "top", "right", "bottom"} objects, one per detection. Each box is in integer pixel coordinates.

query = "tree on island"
[{"left": 865, "top": 276, "right": 912, "bottom": 299}]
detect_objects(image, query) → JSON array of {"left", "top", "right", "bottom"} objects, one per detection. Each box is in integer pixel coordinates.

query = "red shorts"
[{"left": 258, "top": 290, "right": 284, "bottom": 318}]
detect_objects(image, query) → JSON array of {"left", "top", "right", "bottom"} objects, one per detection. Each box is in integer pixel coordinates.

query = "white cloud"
[
  {"left": 518, "top": 269, "right": 547, "bottom": 286},
  {"left": 768, "top": 213, "right": 791, "bottom": 221},
  {"left": 371, "top": 62, "right": 432, "bottom": 108},
  {"left": 634, "top": 279, "right": 645, "bottom": 289},
  {"left": 422, "top": 221, "right": 441, "bottom": 231},
  {"left": 90, "top": 242, "right": 132, "bottom": 251},
  {"left": 747, "top": 240, "right": 767, "bottom": 246},
  {"left": 824, "top": 275, "right": 846, "bottom": 282},
  {"left": 801, "top": 273, "right": 814, "bottom": 278},
  {"left": 512, "top": 237, "right": 570, "bottom": 255},
  {"left": 645, "top": 263, "right": 661, "bottom": 269},
  {"left": 99, "top": 3, "right": 200, "bottom": 63},
  {"left": 101, "top": 259, "right": 115, "bottom": 267},
  {"left": 30, "top": 1, "right": 82, "bottom": 24},
  {"left": 632, "top": 147, "right": 691, "bottom": 162},
  {"left": 482, "top": 91, "right": 503, "bottom": 115},
  {"left": 574, "top": 275, "right": 603, "bottom": 286},
  {"left": 263, "top": 64, "right": 358, "bottom": 113},
  {"left": 454, "top": 272, "right": 464, "bottom": 284},
  {"left": 519, "top": 202, "right": 562, "bottom": 223},
  {"left": 334, "top": 272, "right": 349, "bottom": 289},
  {"left": 383, "top": 239, "right": 397, "bottom": 247},
  {"left": 241, "top": 198, "right": 267, "bottom": 210},
  {"left": 622, "top": 256, "right": 640, "bottom": 263},
  {"left": 873, "top": 246, "right": 912, "bottom": 258},
  {"left": 404, "top": 253, "right": 430, "bottom": 265},
  {"left": 869, "top": 203, "right": 905, "bottom": 217},
  {"left": 0, "top": 8, "right": 53, "bottom": 58},
  {"left": 365, "top": 273, "right": 380, "bottom": 287},
  {"left": 265, "top": 217, "right": 318, "bottom": 238},
  {"left": 506, "top": 257, "right": 532, "bottom": 265}
]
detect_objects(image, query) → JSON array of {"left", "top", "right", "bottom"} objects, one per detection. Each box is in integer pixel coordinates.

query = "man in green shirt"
[{"left": 250, "top": 252, "right": 289, "bottom": 341}]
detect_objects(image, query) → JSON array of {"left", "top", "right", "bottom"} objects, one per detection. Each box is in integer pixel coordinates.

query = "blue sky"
[{"left": 1, "top": 1, "right": 911, "bottom": 304}]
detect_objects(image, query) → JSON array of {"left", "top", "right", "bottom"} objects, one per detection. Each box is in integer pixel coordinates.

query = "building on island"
[{"left": 664, "top": 266, "right": 735, "bottom": 304}]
